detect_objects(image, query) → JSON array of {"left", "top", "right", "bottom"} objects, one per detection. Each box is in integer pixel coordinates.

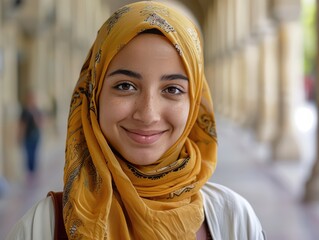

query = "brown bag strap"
[{"left": 47, "top": 191, "right": 68, "bottom": 240}]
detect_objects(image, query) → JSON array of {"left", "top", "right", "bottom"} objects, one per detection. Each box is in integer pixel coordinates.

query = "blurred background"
[{"left": 0, "top": 0, "right": 319, "bottom": 239}]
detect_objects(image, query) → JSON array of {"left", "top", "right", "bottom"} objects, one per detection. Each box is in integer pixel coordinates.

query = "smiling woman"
[{"left": 6, "top": 1, "right": 265, "bottom": 240}]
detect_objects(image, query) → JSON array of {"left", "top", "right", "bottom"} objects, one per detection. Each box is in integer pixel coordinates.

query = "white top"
[
  {"left": 201, "top": 183, "right": 266, "bottom": 240},
  {"left": 6, "top": 182, "right": 266, "bottom": 240}
]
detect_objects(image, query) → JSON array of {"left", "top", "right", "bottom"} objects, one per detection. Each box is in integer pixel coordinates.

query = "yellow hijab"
[{"left": 63, "top": 1, "right": 217, "bottom": 239}]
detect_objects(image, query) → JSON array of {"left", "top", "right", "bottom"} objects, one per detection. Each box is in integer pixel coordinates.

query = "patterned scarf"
[{"left": 63, "top": 1, "right": 217, "bottom": 239}]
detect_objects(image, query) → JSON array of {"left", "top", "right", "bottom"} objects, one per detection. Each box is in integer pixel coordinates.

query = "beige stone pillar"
[
  {"left": 272, "top": 22, "right": 302, "bottom": 160},
  {"left": 52, "top": 38, "right": 71, "bottom": 136},
  {"left": 223, "top": 56, "right": 232, "bottom": 116},
  {"left": 271, "top": 0, "right": 302, "bottom": 160},
  {"left": 215, "top": 1, "right": 226, "bottom": 114},
  {"left": 52, "top": 0, "right": 71, "bottom": 135},
  {"left": 234, "top": 48, "right": 247, "bottom": 124},
  {"left": 251, "top": 0, "right": 269, "bottom": 32},
  {"left": 213, "top": 60, "right": 223, "bottom": 112},
  {"left": 225, "top": 0, "right": 235, "bottom": 50},
  {"left": 29, "top": 36, "right": 49, "bottom": 108},
  {"left": 248, "top": 0, "right": 280, "bottom": 143},
  {"left": 203, "top": 4, "right": 217, "bottom": 105},
  {"left": 229, "top": 51, "right": 240, "bottom": 120},
  {"left": 2, "top": 24, "right": 24, "bottom": 182},
  {"left": 255, "top": 29, "right": 279, "bottom": 143},
  {"left": 225, "top": 0, "right": 251, "bottom": 123},
  {"left": 242, "top": 41, "right": 260, "bottom": 128},
  {"left": 214, "top": 0, "right": 229, "bottom": 115},
  {"left": 203, "top": 4, "right": 214, "bottom": 60},
  {"left": 238, "top": 0, "right": 260, "bottom": 128},
  {"left": 234, "top": 0, "right": 252, "bottom": 124},
  {"left": 213, "top": 0, "right": 226, "bottom": 115},
  {"left": 225, "top": 0, "right": 238, "bottom": 119}
]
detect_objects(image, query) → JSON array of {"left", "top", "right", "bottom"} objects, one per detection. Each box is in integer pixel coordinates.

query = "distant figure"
[{"left": 18, "top": 92, "right": 42, "bottom": 175}]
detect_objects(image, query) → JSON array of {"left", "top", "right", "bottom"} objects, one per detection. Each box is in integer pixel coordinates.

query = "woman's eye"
[
  {"left": 163, "top": 86, "right": 185, "bottom": 95},
  {"left": 113, "top": 82, "right": 136, "bottom": 91}
]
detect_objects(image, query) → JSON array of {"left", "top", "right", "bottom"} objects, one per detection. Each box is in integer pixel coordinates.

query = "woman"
[{"left": 7, "top": 1, "right": 265, "bottom": 239}]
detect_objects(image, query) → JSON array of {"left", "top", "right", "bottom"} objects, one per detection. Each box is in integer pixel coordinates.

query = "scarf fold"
[{"left": 63, "top": 1, "right": 217, "bottom": 239}]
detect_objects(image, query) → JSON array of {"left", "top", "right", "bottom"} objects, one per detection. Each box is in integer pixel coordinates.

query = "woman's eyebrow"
[
  {"left": 107, "top": 69, "right": 142, "bottom": 79},
  {"left": 107, "top": 69, "right": 188, "bottom": 81},
  {"left": 161, "top": 74, "right": 189, "bottom": 81}
]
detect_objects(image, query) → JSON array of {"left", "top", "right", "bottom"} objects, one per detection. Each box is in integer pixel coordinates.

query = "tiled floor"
[{"left": 1, "top": 109, "right": 319, "bottom": 239}]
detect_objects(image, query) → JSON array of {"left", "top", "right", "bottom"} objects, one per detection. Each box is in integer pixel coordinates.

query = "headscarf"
[{"left": 63, "top": 1, "right": 217, "bottom": 239}]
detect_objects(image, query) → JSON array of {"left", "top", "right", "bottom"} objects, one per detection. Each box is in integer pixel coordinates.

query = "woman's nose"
[{"left": 132, "top": 92, "right": 160, "bottom": 124}]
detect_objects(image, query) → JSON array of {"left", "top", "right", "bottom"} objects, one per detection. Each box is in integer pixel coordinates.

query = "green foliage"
[{"left": 302, "top": 0, "right": 316, "bottom": 75}]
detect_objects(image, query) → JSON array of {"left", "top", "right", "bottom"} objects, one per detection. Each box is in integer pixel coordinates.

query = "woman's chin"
[{"left": 123, "top": 152, "right": 162, "bottom": 166}]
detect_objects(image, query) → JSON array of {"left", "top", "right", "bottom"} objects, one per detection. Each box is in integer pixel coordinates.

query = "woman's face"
[{"left": 99, "top": 34, "right": 190, "bottom": 165}]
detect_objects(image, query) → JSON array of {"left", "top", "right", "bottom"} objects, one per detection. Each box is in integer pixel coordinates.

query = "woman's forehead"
[
  {"left": 106, "top": 34, "right": 188, "bottom": 78},
  {"left": 106, "top": 34, "right": 185, "bottom": 71}
]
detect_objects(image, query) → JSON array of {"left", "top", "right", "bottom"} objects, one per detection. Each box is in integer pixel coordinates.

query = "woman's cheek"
[
  {"left": 108, "top": 97, "right": 135, "bottom": 118},
  {"left": 167, "top": 101, "right": 189, "bottom": 126}
]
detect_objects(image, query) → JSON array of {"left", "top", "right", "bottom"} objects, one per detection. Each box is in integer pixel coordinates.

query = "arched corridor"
[{"left": 1, "top": 0, "right": 319, "bottom": 239}]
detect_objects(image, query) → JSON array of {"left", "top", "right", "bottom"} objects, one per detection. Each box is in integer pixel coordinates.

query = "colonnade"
[{"left": 203, "top": 0, "right": 303, "bottom": 161}]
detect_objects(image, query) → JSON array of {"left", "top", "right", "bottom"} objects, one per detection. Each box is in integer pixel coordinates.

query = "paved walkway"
[
  {"left": 211, "top": 114, "right": 319, "bottom": 240},
  {"left": 1, "top": 111, "right": 319, "bottom": 239},
  {"left": 0, "top": 135, "right": 65, "bottom": 239}
]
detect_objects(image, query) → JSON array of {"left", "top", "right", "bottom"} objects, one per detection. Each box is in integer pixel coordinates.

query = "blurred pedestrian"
[{"left": 18, "top": 91, "right": 42, "bottom": 176}]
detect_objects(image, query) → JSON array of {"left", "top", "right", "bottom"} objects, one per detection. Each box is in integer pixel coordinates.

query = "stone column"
[
  {"left": 214, "top": 60, "right": 223, "bottom": 112},
  {"left": 239, "top": 0, "right": 259, "bottom": 128},
  {"left": 225, "top": 0, "right": 238, "bottom": 120},
  {"left": 229, "top": 50, "right": 240, "bottom": 120},
  {"left": 203, "top": 0, "right": 217, "bottom": 108},
  {"left": 234, "top": 0, "right": 253, "bottom": 125},
  {"left": 272, "top": 23, "right": 302, "bottom": 160},
  {"left": 235, "top": 48, "right": 248, "bottom": 124},
  {"left": 223, "top": 56, "right": 232, "bottom": 116},
  {"left": 29, "top": 36, "right": 48, "bottom": 107},
  {"left": 217, "top": 0, "right": 230, "bottom": 115},
  {"left": 271, "top": 1, "right": 302, "bottom": 160},
  {"left": 203, "top": 3, "right": 216, "bottom": 103},
  {"left": 52, "top": 37, "right": 71, "bottom": 135},
  {"left": 228, "top": 0, "right": 253, "bottom": 123},
  {"left": 242, "top": 40, "right": 260, "bottom": 129},
  {"left": 2, "top": 24, "right": 23, "bottom": 182},
  {"left": 249, "top": 0, "right": 280, "bottom": 143},
  {"left": 51, "top": 0, "right": 70, "bottom": 135},
  {"left": 255, "top": 28, "right": 279, "bottom": 143}
]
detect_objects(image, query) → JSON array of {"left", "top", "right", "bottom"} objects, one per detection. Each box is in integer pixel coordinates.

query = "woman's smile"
[{"left": 122, "top": 127, "right": 167, "bottom": 145}]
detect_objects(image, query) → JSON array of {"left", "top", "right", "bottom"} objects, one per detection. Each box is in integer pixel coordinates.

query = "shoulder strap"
[{"left": 47, "top": 191, "right": 68, "bottom": 240}]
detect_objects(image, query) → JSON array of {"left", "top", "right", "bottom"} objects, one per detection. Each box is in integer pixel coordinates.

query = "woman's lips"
[{"left": 123, "top": 128, "right": 165, "bottom": 145}]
